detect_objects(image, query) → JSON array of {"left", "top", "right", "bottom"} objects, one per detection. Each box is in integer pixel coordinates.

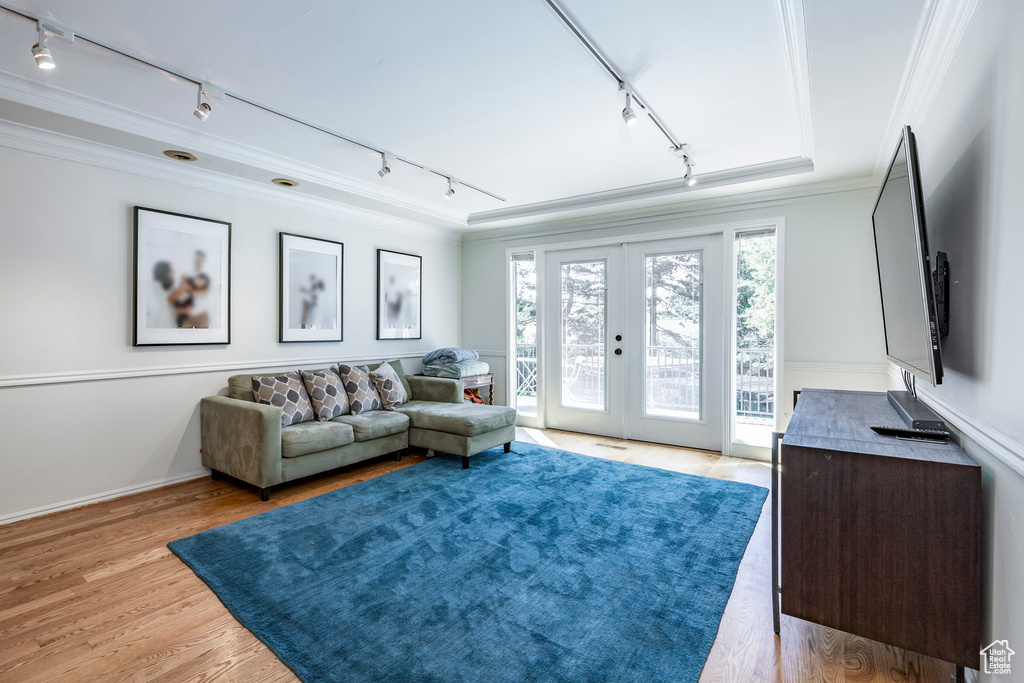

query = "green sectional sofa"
[{"left": 200, "top": 359, "right": 516, "bottom": 500}]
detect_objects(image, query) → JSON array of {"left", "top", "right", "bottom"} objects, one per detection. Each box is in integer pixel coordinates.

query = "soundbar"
[{"left": 886, "top": 390, "right": 947, "bottom": 431}]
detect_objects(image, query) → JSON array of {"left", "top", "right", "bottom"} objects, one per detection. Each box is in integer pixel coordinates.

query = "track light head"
[
  {"left": 683, "top": 155, "right": 696, "bottom": 186},
  {"left": 378, "top": 153, "right": 391, "bottom": 178},
  {"left": 32, "top": 26, "right": 54, "bottom": 69},
  {"left": 32, "top": 43, "right": 55, "bottom": 69},
  {"left": 193, "top": 90, "right": 211, "bottom": 121},
  {"left": 444, "top": 178, "right": 456, "bottom": 200},
  {"left": 621, "top": 94, "right": 637, "bottom": 126}
]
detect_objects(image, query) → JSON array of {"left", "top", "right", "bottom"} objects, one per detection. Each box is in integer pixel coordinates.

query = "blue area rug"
[{"left": 169, "top": 442, "right": 767, "bottom": 683}]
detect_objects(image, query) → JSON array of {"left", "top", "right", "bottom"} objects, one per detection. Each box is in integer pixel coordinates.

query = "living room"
[{"left": 1, "top": 1, "right": 1022, "bottom": 681}]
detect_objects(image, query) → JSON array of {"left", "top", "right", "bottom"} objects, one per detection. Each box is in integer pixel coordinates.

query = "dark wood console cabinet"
[{"left": 774, "top": 389, "right": 981, "bottom": 671}]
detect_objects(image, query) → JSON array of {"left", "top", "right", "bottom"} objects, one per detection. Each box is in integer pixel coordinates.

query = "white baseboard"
[{"left": 0, "top": 470, "right": 210, "bottom": 526}]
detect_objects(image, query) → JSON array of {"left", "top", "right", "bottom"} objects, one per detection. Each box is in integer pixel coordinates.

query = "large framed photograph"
[
  {"left": 279, "top": 233, "right": 344, "bottom": 343},
  {"left": 377, "top": 249, "right": 422, "bottom": 340},
  {"left": 133, "top": 207, "right": 231, "bottom": 346}
]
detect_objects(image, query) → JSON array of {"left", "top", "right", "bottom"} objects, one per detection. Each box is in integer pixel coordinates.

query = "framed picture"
[
  {"left": 133, "top": 207, "right": 231, "bottom": 346},
  {"left": 377, "top": 249, "right": 422, "bottom": 340},
  {"left": 279, "top": 233, "right": 344, "bottom": 343}
]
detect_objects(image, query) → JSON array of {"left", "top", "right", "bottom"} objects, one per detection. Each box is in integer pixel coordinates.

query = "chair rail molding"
[
  {"left": 0, "top": 351, "right": 437, "bottom": 389},
  {"left": 886, "top": 365, "right": 1024, "bottom": 479}
]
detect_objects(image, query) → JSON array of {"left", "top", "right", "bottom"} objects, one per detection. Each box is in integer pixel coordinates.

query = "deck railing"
[{"left": 512, "top": 343, "right": 774, "bottom": 420}]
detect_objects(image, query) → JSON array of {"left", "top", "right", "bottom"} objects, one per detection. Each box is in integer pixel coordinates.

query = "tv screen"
[{"left": 871, "top": 125, "right": 943, "bottom": 385}]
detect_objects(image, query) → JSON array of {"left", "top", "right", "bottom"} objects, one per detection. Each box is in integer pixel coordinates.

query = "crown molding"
[
  {"left": 462, "top": 175, "right": 877, "bottom": 244},
  {"left": 874, "top": 0, "right": 982, "bottom": 174},
  {"left": 0, "top": 68, "right": 472, "bottom": 227},
  {"left": 467, "top": 157, "right": 815, "bottom": 226},
  {"left": 0, "top": 118, "right": 463, "bottom": 243},
  {"left": 776, "top": 0, "right": 814, "bottom": 159}
]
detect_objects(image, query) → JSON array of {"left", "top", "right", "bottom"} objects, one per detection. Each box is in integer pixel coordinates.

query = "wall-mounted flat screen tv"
[{"left": 871, "top": 125, "right": 943, "bottom": 385}]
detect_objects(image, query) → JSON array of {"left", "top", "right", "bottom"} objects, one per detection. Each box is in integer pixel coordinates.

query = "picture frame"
[
  {"left": 133, "top": 206, "right": 231, "bottom": 346},
  {"left": 279, "top": 232, "right": 344, "bottom": 343},
  {"left": 377, "top": 249, "right": 422, "bottom": 340}
]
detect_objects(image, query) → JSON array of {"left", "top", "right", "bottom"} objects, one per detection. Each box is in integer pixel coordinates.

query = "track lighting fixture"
[
  {"left": 193, "top": 89, "right": 211, "bottom": 121},
  {"left": 3, "top": 6, "right": 505, "bottom": 204},
  {"left": 32, "top": 23, "right": 55, "bottom": 69},
  {"left": 621, "top": 93, "right": 638, "bottom": 127},
  {"left": 683, "top": 155, "right": 696, "bottom": 186}
]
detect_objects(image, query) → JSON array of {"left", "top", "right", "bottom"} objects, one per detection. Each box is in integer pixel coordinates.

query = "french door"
[{"left": 543, "top": 235, "right": 724, "bottom": 450}]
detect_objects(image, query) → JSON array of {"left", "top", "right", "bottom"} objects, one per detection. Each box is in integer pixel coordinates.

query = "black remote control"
[{"left": 870, "top": 424, "right": 950, "bottom": 442}]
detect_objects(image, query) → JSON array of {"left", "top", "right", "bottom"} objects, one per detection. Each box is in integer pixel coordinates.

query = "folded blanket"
[
  {"left": 422, "top": 359, "right": 490, "bottom": 379},
  {"left": 422, "top": 347, "right": 479, "bottom": 365}
]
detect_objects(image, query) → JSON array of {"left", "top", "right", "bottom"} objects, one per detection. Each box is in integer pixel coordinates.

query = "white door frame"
[{"left": 505, "top": 217, "right": 785, "bottom": 459}]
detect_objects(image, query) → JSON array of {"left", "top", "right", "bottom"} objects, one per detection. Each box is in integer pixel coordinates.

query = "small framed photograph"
[
  {"left": 279, "top": 233, "right": 344, "bottom": 343},
  {"left": 377, "top": 249, "right": 422, "bottom": 340},
  {"left": 133, "top": 207, "right": 231, "bottom": 346}
]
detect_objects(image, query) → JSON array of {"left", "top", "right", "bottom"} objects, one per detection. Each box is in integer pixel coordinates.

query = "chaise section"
[
  {"left": 281, "top": 422, "right": 354, "bottom": 458},
  {"left": 397, "top": 401, "right": 516, "bottom": 436},
  {"left": 398, "top": 400, "right": 517, "bottom": 468},
  {"left": 331, "top": 411, "right": 409, "bottom": 441}
]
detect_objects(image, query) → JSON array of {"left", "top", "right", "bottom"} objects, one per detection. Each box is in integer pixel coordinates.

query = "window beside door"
[
  {"left": 512, "top": 252, "right": 538, "bottom": 416},
  {"left": 734, "top": 230, "right": 777, "bottom": 446}
]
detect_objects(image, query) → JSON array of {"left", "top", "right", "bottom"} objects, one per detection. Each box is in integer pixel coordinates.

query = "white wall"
[
  {"left": 0, "top": 145, "right": 462, "bottom": 522},
  {"left": 895, "top": 0, "right": 1024, "bottom": 675},
  {"left": 461, "top": 189, "right": 892, "bottom": 423}
]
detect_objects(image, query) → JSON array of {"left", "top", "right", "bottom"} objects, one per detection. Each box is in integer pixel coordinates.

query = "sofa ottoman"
[{"left": 397, "top": 401, "right": 517, "bottom": 468}]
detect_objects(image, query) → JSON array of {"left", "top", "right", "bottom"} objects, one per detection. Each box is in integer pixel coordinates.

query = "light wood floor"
[{"left": 0, "top": 428, "right": 957, "bottom": 682}]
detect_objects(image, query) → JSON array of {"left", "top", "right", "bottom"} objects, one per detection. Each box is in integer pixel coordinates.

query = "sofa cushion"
[
  {"left": 369, "top": 359, "right": 413, "bottom": 400},
  {"left": 334, "top": 364, "right": 382, "bottom": 415},
  {"left": 396, "top": 401, "right": 516, "bottom": 437},
  {"left": 300, "top": 369, "right": 350, "bottom": 421},
  {"left": 369, "top": 361, "right": 409, "bottom": 410},
  {"left": 280, "top": 421, "right": 355, "bottom": 458},
  {"left": 252, "top": 371, "right": 315, "bottom": 427},
  {"left": 331, "top": 411, "right": 409, "bottom": 441}
]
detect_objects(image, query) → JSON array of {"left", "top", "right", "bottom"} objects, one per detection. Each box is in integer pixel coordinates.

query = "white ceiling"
[{"left": 0, "top": 0, "right": 926, "bottom": 230}]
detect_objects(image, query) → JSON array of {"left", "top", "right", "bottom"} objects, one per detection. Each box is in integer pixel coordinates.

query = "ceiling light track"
[
  {"left": 0, "top": 2, "right": 505, "bottom": 204},
  {"left": 543, "top": 0, "right": 694, "bottom": 167}
]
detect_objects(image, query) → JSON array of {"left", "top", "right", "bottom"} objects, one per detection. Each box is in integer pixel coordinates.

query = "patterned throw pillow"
[
  {"left": 251, "top": 371, "right": 315, "bottom": 427},
  {"left": 369, "top": 361, "right": 409, "bottom": 411},
  {"left": 300, "top": 369, "right": 350, "bottom": 421},
  {"left": 334, "top": 364, "right": 382, "bottom": 415}
]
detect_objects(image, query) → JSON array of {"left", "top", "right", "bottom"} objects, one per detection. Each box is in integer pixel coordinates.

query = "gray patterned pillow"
[
  {"left": 369, "top": 361, "right": 409, "bottom": 410},
  {"left": 333, "top": 364, "right": 382, "bottom": 415},
  {"left": 251, "top": 371, "right": 315, "bottom": 427},
  {"left": 300, "top": 369, "right": 350, "bottom": 421}
]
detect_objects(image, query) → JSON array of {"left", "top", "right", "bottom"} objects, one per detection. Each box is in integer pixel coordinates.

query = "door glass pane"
[
  {"left": 735, "top": 230, "right": 776, "bottom": 445},
  {"left": 560, "top": 261, "right": 606, "bottom": 410},
  {"left": 512, "top": 254, "right": 537, "bottom": 416},
  {"left": 645, "top": 252, "right": 702, "bottom": 419}
]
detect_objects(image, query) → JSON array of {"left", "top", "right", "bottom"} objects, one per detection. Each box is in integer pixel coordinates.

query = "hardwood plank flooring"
[{"left": 0, "top": 430, "right": 957, "bottom": 682}]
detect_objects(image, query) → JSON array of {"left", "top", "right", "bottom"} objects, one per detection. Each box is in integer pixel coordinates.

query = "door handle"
[{"left": 614, "top": 348, "right": 622, "bottom": 355}]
